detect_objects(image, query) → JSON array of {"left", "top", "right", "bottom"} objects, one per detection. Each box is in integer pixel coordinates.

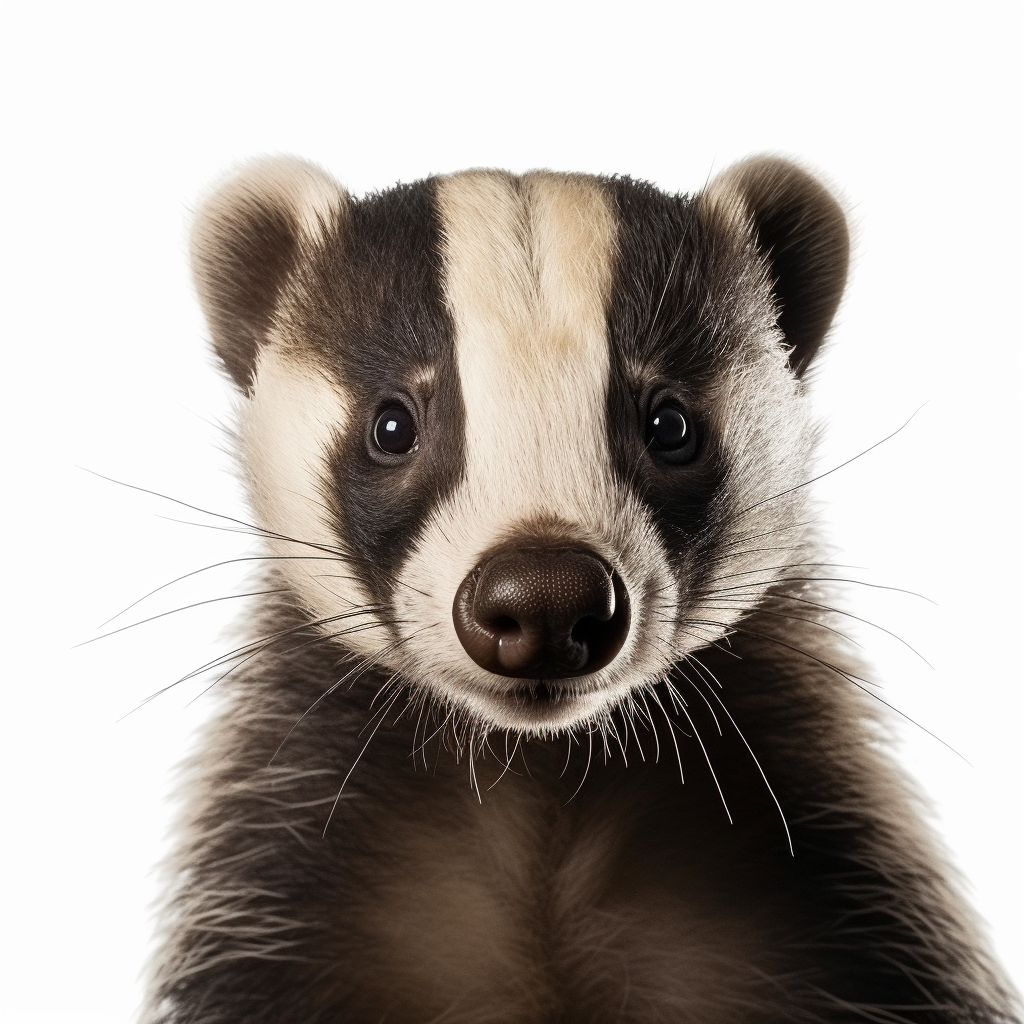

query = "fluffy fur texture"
[{"left": 144, "top": 157, "right": 1019, "bottom": 1023}]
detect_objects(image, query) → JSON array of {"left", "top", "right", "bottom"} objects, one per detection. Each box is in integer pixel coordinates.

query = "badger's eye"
[
  {"left": 373, "top": 405, "right": 418, "bottom": 456},
  {"left": 646, "top": 403, "right": 698, "bottom": 463}
]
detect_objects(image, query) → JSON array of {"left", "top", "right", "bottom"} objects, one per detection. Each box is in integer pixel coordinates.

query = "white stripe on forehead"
[{"left": 436, "top": 171, "right": 618, "bottom": 525}]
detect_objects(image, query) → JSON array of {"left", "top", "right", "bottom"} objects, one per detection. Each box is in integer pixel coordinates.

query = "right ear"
[
  {"left": 191, "top": 157, "right": 349, "bottom": 393},
  {"left": 698, "top": 156, "right": 849, "bottom": 377}
]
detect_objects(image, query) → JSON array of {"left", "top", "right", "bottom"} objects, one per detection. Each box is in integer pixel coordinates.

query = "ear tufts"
[
  {"left": 191, "top": 156, "right": 348, "bottom": 392},
  {"left": 700, "top": 156, "right": 850, "bottom": 376}
]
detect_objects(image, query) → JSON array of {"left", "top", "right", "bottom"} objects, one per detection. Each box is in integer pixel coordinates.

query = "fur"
[{"left": 143, "top": 157, "right": 1019, "bottom": 1023}]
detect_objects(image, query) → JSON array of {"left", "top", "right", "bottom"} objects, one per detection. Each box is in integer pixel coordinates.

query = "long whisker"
[
  {"left": 268, "top": 634, "right": 417, "bottom": 764},
  {"left": 185, "top": 619, "right": 395, "bottom": 711},
  {"left": 699, "top": 680, "right": 793, "bottom": 856},
  {"left": 689, "top": 617, "right": 881, "bottom": 688},
  {"left": 694, "top": 618, "right": 969, "bottom": 764},
  {"left": 701, "top": 544, "right": 803, "bottom": 567},
  {"left": 647, "top": 231, "right": 689, "bottom": 339},
  {"left": 97, "top": 555, "right": 347, "bottom": 628},
  {"left": 682, "top": 650, "right": 726, "bottom": 693},
  {"left": 682, "top": 668, "right": 723, "bottom": 734},
  {"left": 565, "top": 726, "right": 595, "bottom": 803},
  {"left": 177, "top": 608, "right": 383, "bottom": 688},
  {"left": 705, "top": 562, "right": 868, "bottom": 586},
  {"left": 82, "top": 468, "right": 347, "bottom": 557},
  {"left": 636, "top": 690, "right": 661, "bottom": 764},
  {"left": 322, "top": 690, "right": 404, "bottom": 837},
  {"left": 720, "top": 589, "right": 934, "bottom": 668},
  {"left": 703, "top": 598, "right": 864, "bottom": 648},
  {"left": 414, "top": 705, "right": 457, "bottom": 762},
  {"left": 708, "top": 577, "right": 937, "bottom": 604},
  {"left": 116, "top": 607, "right": 382, "bottom": 720},
  {"left": 724, "top": 405, "right": 926, "bottom": 525},
  {"left": 716, "top": 519, "right": 819, "bottom": 552},
  {"left": 671, "top": 670, "right": 732, "bottom": 824},
  {"left": 79, "top": 589, "right": 290, "bottom": 647},
  {"left": 488, "top": 731, "right": 523, "bottom": 790},
  {"left": 648, "top": 688, "right": 684, "bottom": 785}
]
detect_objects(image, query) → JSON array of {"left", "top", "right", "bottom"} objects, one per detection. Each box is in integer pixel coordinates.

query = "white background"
[{"left": 2, "top": 2, "right": 1021, "bottom": 1020}]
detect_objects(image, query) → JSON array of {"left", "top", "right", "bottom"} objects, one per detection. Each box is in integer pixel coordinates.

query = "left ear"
[{"left": 699, "top": 156, "right": 850, "bottom": 376}]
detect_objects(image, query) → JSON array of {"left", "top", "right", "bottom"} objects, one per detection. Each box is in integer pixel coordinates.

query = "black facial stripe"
[
  {"left": 293, "top": 178, "right": 464, "bottom": 608},
  {"left": 602, "top": 177, "right": 748, "bottom": 580}
]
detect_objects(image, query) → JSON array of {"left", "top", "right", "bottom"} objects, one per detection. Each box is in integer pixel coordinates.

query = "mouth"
[
  {"left": 513, "top": 681, "right": 563, "bottom": 703},
  {"left": 458, "top": 676, "right": 613, "bottom": 733}
]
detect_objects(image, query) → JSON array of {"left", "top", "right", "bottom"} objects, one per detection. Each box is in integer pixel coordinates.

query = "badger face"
[{"left": 193, "top": 157, "right": 848, "bottom": 736}]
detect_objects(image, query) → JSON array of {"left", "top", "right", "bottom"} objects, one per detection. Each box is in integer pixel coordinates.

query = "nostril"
[
  {"left": 570, "top": 615, "right": 605, "bottom": 648},
  {"left": 490, "top": 615, "right": 521, "bottom": 640}
]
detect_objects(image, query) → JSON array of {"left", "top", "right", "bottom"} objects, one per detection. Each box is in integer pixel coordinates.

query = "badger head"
[{"left": 191, "top": 157, "right": 848, "bottom": 738}]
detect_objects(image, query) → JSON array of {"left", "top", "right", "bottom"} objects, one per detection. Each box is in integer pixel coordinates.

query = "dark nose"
[{"left": 453, "top": 546, "right": 630, "bottom": 678}]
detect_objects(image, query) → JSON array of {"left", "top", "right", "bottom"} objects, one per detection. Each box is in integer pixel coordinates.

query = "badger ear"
[
  {"left": 699, "top": 156, "right": 849, "bottom": 376},
  {"left": 191, "top": 157, "right": 348, "bottom": 392}
]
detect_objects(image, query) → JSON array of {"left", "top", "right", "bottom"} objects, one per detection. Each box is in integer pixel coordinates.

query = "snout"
[{"left": 453, "top": 545, "right": 630, "bottom": 680}]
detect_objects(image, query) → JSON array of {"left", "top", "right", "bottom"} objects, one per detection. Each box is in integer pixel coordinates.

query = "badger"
[{"left": 143, "top": 157, "right": 1019, "bottom": 1023}]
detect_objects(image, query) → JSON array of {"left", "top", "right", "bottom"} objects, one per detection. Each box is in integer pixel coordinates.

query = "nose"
[{"left": 453, "top": 546, "right": 630, "bottom": 678}]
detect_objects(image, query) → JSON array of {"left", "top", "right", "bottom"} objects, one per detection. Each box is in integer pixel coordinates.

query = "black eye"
[
  {"left": 646, "top": 403, "right": 698, "bottom": 463},
  {"left": 373, "top": 405, "right": 418, "bottom": 456}
]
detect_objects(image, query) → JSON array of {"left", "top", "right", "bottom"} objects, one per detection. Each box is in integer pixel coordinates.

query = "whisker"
[
  {"left": 689, "top": 617, "right": 881, "bottom": 689},
  {"left": 708, "top": 577, "right": 937, "bottom": 604},
  {"left": 671, "top": 670, "right": 732, "bottom": 824},
  {"left": 411, "top": 700, "right": 428, "bottom": 771},
  {"left": 488, "top": 732, "right": 523, "bottom": 790},
  {"left": 267, "top": 634, "right": 414, "bottom": 765},
  {"left": 682, "top": 650, "right": 726, "bottom": 692},
  {"left": 414, "top": 705, "right": 457, "bottom": 762},
  {"left": 648, "top": 688, "right": 684, "bottom": 785},
  {"left": 702, "top": 598, "right": 864, "bottom": 648},
  {"left": 184, "top": 620, "right": 395, "bottom": 711},
  {"left": 321, "top": 690, "right": 404, "bottom": 837},
  {"left": 736, "top": 590, "right": 934, "bottom": 668},
  {"left": 701, "top": 544, "right": 803, "bottom": 567},
  {"left": 565, "top": 726, "right": 595, "bottom": 803},
  {"left": 716, "top": 519, "right": 819, "bottom": 552},
  {"left": 647, "top": 231, "right": 689, "bottom": 340},
  {"left": 704, "top": 562, "right": 868, "bottom": 586},
  {"left": 116, "top": 607, "right": 383, "bottom": 720},
  {"left": 97, "top": 555, "right": 346, "bottom": 628},
  {"left": 693, "top": 618, "right": 970, "bottom": 764},
  {"left": 724, "top": 405, "right": 926, "bottom": 524},
  {"left": 468, "top": 728, "right": 482, "bottom": 802},
  {"left": 606, "top": 712, "right": 628, "bottom": 765},
  {"left": 636, "top": 690, "right": 661, "bottom": 764},
  {"left": 699, "top": 680, "right": 793, "bottom": 856},
  {"left": 79, "top": 589, "right": 290, "bottom": 647},
  {"left": 682, "top": 668, "right": 723, "bottom": 734},
  {"left": 81, "top": 468, "right": 273, "bottom": 533},
  {"left": 674, "top": 625, "right": 740, "bottom": 658},
  {"left": 83, "top": 468, "right": 349, "bottom": 558},
  {"left": 559, "top": 732, "right": 576, "bottom": 779}
]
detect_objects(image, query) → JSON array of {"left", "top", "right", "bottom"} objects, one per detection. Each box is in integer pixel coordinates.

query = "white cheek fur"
[{"left": 240, "top": 345, "right": 387, "bottom": 660}]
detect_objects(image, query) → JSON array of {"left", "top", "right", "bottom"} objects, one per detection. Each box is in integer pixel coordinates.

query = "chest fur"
[{"left": 327, "top": 754, "right": 795, "bottom": 1023}]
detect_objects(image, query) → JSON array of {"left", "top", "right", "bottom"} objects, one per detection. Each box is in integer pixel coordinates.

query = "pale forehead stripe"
[{"left": 435, "top": 171, "right": 618, "bottom": 519}]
